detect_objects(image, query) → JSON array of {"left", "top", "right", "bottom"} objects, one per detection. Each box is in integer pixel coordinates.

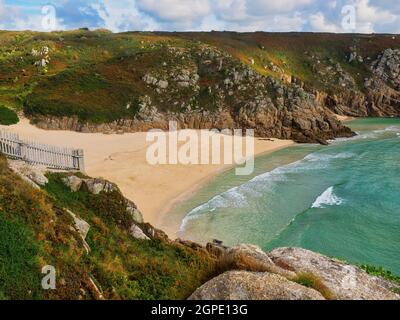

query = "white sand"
[{"left": 1, "top": 118, "right": 294, "bottom": 227}]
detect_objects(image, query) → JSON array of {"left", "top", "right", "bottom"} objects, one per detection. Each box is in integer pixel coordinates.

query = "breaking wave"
[
  {"left": 179, "top": 151, "right": 355, "bottom": 231},
  {"left": 311, "top": 186, "right": 343, "bottom": 208}
]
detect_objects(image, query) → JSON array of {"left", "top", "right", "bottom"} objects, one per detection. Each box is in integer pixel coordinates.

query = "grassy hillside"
[
  {"left": 1, "top": 30, "right": 399, "bottom": 124},
  {"left": 180, "top": 32, "right": 397, "bottom": 89},
  {"left": 0, "top": 105, "right": 19, "bottom": 125},
  {"left": 0, "top": 155, "right": 216, "bottom": 299}
]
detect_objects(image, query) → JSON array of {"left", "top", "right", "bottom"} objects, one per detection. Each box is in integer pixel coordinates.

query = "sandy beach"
[
  {"left": 335, "top": 114, "right": 355, "bottom": 122},
  {"left": 1, "top": 118, "right": 294, "bottom": 227}
]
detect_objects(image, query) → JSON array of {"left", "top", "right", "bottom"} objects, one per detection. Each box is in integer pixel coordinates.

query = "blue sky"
[{"left": 1, "top": 0, "right": 399, "bottom": 33}]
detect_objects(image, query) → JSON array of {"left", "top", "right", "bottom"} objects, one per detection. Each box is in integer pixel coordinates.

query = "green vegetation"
[
  {"left": 0, "top": 105, "right": 19, "bottom": 125},
  {"left": 292, "top": 272, "right": 333, "bottom": 300},
  {"left": 360, "top": 265, "right": 400, "bottom": 285},
  {"left": 1, "top": 30, "right": 398, "bottom": 124},
  {"left": 0, "top": 155, "right": 217, "bottom": 299},
  {"left": 0, "top": 214, "right": 41, "bottom": 299}
]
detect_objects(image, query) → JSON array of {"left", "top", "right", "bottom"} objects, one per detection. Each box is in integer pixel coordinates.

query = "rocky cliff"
[
  {"left": 27, "top": 41, "right": 355, "bottom": 144},
  {"left": 3, "top": 31, "right": 400, "bottom": 145},
  {"left": 315, "top": 48, "right": 400, "bottom": 118}
]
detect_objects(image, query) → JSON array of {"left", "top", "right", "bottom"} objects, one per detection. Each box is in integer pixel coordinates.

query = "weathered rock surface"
[
  {"left": 188, "top": 271, "right": 325, "bottom": 300},
  {"left": 62, "top": 175, "right": 83, "bottom": 192},
  {"left": 227, "top": 244, "right": 296, "bottom": 278},
  {"left": 61, "top": 175, "right": 145, "bottom": 228},
  {"left": 268, "top": 247, "right": 400, "bottom": 300},
  {"left": 142, "top": 223, "right": 170, "bottom": 242},
  {"left": 188, "top": 244, "right": 400, "bottom": 301},
  {"left": 82, "top": 178, "right": 117, "bottom": 195},
  {"left": 322, "top": 48, "right": 400, "bottom": 118},
  {"left": 371, "top": 48, "right": 400, "bottom": 90},
  {"left": 126, "top": 199, "right": 144, "bottom": 224},
  {"left": 67, "top": 209, "right": 91, "bottom": 253},
  {"left": 8, "top": 160, "right": 48, "bottom": 188},
  {"left": 62, "top": 176, "right": 118, "bottom": 194},
  {"left": 129, "top": 224, "right": 150, "bottom": 241}
]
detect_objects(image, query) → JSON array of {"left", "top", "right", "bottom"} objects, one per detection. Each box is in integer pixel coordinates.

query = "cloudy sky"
[{"left": 1, "top": 0, "right": 399, "bottom": 33}]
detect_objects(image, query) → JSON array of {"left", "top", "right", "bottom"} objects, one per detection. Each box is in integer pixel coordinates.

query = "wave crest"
[
  {"left": 179, "top": 151, "right": 354, "bottom": 231},
  {"left": 311, "top": 186, "right": 343, "bottom": 208}
]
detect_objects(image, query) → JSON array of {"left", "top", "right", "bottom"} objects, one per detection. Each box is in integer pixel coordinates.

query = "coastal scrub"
[{"left": 0, "top": 106, "right": 19, "bottom": 125}]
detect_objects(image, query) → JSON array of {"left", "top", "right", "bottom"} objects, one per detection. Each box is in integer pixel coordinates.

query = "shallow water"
[{"left": 163, "top": 118, "right": 400, "bottom": 274}]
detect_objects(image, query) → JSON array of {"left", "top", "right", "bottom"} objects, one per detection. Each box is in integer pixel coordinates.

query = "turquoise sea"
[{"left": 161, "top": 118, "right": 400, "bottom": 275}]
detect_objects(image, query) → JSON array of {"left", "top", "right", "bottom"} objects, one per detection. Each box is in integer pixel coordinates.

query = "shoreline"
[
  {"left": 158, "top": 142, "right": 296, "bottom": 236},
  {"left": 335, "top": 114, "right": 356, "bottom": 123},
  {"left": 1, "top": 118, "right": 294, "bottom": 231}
]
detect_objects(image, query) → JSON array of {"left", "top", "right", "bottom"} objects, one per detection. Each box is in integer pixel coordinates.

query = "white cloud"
[
  {"left": 309, "top": 12, "right": 339, "bottom": 32},
  {"left": 0, "top": 1, "right": 65, "bottom": 31},
  {"left": 214, "top": 0, "right": 248, "bottom": 22},
  {"left": 307, "top": 0, "right": 397, "bottom": 33},
  {"left": 92, "top": 0, "right": 159, "bottom": 32},
  {"left": 1, "top": 0, "right": 400, "bottom": 33},
  {"left": 196, "top": 14, "right": 227, "bottom": 32},
  {"left": 355, "top": 0, "right": 396, "bottom": 24},
  {"left": 328, "top": 1, "right": 337, "bottom": 9},
  {"left": 137, "top": 0, "right": 211, "bottom": 22},
  {"left": 248, "top": 0, "right": 315, "bottom": 15},
  {"left": 0, "top": 0, "right": 5, "bottom": 17}
]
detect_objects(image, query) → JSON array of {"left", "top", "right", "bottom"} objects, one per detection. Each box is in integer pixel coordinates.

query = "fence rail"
[{"left": 0, "top": 130, "right": 85, "bottom": 172}]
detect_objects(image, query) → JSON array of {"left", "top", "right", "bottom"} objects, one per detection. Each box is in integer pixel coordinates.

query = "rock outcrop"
[
  {"left": 81, "top": 178, "right": 117, "bottom": 195},
  {"left": 129, "top": 224, "right": 150, "bottom": 241},
  {"left": 8, "top": 160, "right": 49, "bottom": 188},
  {"left": 126, "top": 199, "right": 144, "bottom": 224},
  {"left": 67, "top": 209, "right": 91, "bottom": 254},
  {"left": 371, "top": 49, "right": 400, "bottom": 90},
  {"left": 322, "top": 48, "right": 400, "bottom": 118},
  {"left": 189, "top": 271, "right": 325, "bottom": 300},
  {"left": 27, "top": 43, "right": 356, "bottom": 145},
  {"left": 188, "top": 244, "right": 400, "bottom": 301},
  {"left": 61, "top": 175, "right": 145, "bottom": 225},
  {"left": 62, "top": 175, "right": 83, "bottom": 192},
  {"left": 268, "top": 247, "right": 400, "bottom": 300},
  {"left": 226, "top": 244, "right": 296, "bottom": 278}
]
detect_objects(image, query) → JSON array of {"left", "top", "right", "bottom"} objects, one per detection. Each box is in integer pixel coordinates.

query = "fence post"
[
  {"left": 19, "top": 141, "right": 26, "bottom": 160},
  {"left": 77, "top": 149, "right": 85, "bottom": 173}
]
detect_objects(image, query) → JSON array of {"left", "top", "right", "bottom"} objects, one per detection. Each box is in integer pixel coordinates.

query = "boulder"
[
  {"left": 62, "top": 175, "right": 83, "bottom": 192},
  {"left": 188, "top": 271, "right": 325, "bottom": 300},
  {"left": 82, "top": 178, "right": 117, "bottom": 195},
  {"left": 126, "top": 199, "right": 144, "bottom": 224},
  {"left": 268, "top": 247, "right": 400, "bottom": 300},
  {"left": 227, "top": 244, "right": 296, "bottom": 278},
  {"left": 129, "top": 224, "right": 150, "bottom": 241},
  {"left": 8, "top": 160, "right": 48, "bottom": 187},
  {"left": 67, "top": 209, "right": 91, "bottom": 253},
  {"left": 142, "top": 223, "right": 170, "bottom": 242},
  {"left": 158, "top": 80, "right": 169, "bottom": 89},
  {"left": 83, "top": 179, "right": 105, "bottom": 195}
]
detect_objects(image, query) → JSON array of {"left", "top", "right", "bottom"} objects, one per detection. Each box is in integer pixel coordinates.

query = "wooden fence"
[{"left": 0, "top": 130, "right": 85, "bottom": 172}]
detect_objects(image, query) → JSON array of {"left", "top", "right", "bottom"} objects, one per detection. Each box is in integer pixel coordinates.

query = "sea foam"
[
  {"left": 311, "top": 186, "right": 343, "bottom": 208},
  {"left": 179, "top": 151, "right": 354, "bottom": 231}
]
